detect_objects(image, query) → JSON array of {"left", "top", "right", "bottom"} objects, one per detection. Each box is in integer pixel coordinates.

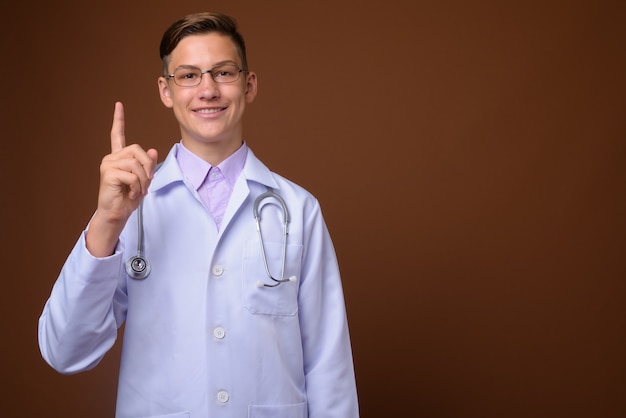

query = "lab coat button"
[
  {"left": 217, "top": 390, "right": 230, "bottom": 403},
  {"left": 212, "top": 265, "right": 224, "bottom": 276},
  {"left": 213, "top": 327, "right": 226, "bottom": 339}
]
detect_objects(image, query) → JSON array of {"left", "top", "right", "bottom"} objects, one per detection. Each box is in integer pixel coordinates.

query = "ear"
[
  {"left": 244, "top": 71, "right": 258, "bottom": 104},
  {"left": 158, "top": 77, "right": 174, "bottom": 108}
]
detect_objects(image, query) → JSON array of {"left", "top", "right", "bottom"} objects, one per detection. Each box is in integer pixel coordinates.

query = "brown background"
[{"left": 1, "top": 0, "right": 624, "bottom": 417}]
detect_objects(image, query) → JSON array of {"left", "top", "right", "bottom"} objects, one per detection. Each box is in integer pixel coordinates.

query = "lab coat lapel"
[
  {"left": 148, "top": 146, "right": 185, "bottom": 193},
  {"left": 219, "top": 175, "right": 249, "bottom": 235},
  {"left": 218, "top": 149, "right": 278, "bottom": 235}
]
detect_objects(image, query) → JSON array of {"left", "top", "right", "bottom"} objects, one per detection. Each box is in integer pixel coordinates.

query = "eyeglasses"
[{"left": 167, "top": 64, "right": 245, "bottom": 87}]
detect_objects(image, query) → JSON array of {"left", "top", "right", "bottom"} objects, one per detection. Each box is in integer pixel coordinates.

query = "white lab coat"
[{"left": 38, "top": 145, "right": 359, "bottom": 418}]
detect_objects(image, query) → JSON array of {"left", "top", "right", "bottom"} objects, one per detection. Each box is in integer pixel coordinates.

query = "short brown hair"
[{"left": 159, "top": 12, "right": 248, "bottom": 75}]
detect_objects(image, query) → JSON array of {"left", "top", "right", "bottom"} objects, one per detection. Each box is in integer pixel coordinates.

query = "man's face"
[{"left": 158, "top": 33, "right": 257, "bottom": 156}]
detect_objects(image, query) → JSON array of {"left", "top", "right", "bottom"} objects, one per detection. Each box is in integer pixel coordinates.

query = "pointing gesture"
[
  {"left": 111, "top": 101, "right": 127, "bottom": 153},
  {"left": 86, "top": 102, "right": 159, "bottom": 257}
]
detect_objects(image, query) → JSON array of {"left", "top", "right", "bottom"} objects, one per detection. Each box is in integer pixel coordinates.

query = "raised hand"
[{"left": 86, "top": 102, "right": 159, "bottom": 257}]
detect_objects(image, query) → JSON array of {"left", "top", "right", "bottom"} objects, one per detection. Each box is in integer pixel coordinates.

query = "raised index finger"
[{"left": 110, "top": 101, "right": 126, "bottom": 153}]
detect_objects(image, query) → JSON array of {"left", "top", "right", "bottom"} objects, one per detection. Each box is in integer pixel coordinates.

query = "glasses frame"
[{"left": 166, "top": 64, "right": 247, "bottom": 87}]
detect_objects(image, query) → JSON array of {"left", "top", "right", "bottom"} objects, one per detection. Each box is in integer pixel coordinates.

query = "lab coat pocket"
[
  {"left": 243, "top": 239, "right": 302, "bottom": 316},
  {"left": 248, "top": 401, "right": 308, "bottom": 418}
]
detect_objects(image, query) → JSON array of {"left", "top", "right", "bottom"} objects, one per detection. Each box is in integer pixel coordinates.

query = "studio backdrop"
[{"left": 1, "top": 0, "right": 624, "bottom": 417}]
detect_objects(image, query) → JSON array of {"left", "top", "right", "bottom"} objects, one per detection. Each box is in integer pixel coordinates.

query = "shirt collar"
[{"left": 175, "top": 141, "right": 248, "bottom": 190}]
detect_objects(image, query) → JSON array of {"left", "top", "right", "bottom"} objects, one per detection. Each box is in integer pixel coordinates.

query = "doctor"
[{"left": 38, "top": 12, "right": 359, "bottom": 418}]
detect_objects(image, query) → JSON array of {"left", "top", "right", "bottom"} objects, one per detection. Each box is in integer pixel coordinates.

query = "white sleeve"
[
  {"left": 38, "top": 231, "right": 128, "bottom": 374},
  {"left": 298, "top": 201, "right": 360, "bottom": 418}
]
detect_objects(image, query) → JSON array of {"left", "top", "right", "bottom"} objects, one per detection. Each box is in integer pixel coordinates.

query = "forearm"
[
  {"left": 86, "top": 210, "right": 127, "bottom": 257},
  {"left": 300, "top": 207, "right": 359, "bottom": 417},
  {"left": 302, "top": 277, "right": 359, "bottom": 418},
  {"left": 38, "top": 232, "right": 126, "bottom": 374}
]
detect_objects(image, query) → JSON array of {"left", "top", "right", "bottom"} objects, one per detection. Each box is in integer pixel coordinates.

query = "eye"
[
  {"left": 214, "top": 69, "right": 234, "bottom": 78},
  {"left": 179, "top": 71, "right": 199, "bottom": 80},
  {"left": 212, "top": 65, "right": 240, "bottom": 81}
]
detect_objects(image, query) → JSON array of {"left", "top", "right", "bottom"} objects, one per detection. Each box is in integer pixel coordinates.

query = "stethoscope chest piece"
[
  {"left": 126, "top": 255, "right": 151, "bottom": 280},
  {"left": 127, "top": 197, "right": 152, "bottom": 280}
]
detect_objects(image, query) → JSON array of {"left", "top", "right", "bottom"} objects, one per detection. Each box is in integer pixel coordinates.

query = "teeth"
[{"left": 197, "top": 108, "right": 223, "bottom": 114}]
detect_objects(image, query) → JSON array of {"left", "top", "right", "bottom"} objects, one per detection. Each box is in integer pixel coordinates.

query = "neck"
[{"left": 181, "top": 137, "right": 243, "bottom": 166}]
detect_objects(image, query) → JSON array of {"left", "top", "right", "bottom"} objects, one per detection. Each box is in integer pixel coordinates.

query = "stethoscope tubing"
[
  {"left": 126, "top": 188, "right": 296, "bottom": 287},
  {"left": 253, "top": 191, "right": 292, "bottom": 287},
  {"left": 125, "top": 199, "right": 151, "bottom": 280}
]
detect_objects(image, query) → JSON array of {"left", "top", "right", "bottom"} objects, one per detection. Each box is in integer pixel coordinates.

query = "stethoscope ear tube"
[
  {"left": 254, "top": 190, "right": 295, "bottom": 288},
  {"left": 253, "top": 191, "right": 290, "bottom": 224}
]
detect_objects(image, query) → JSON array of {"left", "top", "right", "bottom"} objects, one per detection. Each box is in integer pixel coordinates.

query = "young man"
[{"left": 38, "top": 12, "right": 359, "bottom": 418}]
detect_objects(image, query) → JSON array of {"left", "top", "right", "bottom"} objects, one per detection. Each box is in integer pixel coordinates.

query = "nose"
[{"left": 198, "top": 70, "right": 220, "bottom": 99}]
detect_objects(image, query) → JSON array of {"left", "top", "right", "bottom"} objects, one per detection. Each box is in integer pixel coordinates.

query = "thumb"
[{"left": 147, "top": 148, "right": 159, "bottom": 178}]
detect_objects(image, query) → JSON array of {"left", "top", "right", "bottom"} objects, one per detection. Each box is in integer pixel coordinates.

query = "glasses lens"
[
  {"left": 212, "top": 65, "right": 241, "bottom": 83},
  {"left": 173, "top": 67, "right": 202, "bottom": 86}
]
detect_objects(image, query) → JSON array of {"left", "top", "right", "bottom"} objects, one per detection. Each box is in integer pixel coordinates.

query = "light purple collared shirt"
[{"left": 175, "top": 141, "right": 248, "bottom": 230}]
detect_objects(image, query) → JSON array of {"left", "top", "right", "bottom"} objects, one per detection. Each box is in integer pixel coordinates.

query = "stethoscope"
[
  {"left": 253, "top": 191, "right": 297, "bottom": 288},
  {"left": 125, "top": 198, "right": 151, "bottom": 280},
  {"left": 126, "top": 189, "right": 297, "bottom": 288}
]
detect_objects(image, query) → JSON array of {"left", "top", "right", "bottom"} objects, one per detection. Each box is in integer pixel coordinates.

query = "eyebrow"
[{"left": 173, "top": 60, "right": 239, "bottom": 72}]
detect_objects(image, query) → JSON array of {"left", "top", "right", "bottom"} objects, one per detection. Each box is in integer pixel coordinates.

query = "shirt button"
[
  {"left": 217, "top": 390, "right": 230, "bottom": 403},
  {"left": 213, "top": 327, "right": 226, "bottom": 339},
  {"left": 212, "top": 265, "right": 224, "bottom": 276}
]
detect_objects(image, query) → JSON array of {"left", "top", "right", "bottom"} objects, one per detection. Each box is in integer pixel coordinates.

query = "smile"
[{"left": 195, "top": 107, "right": 226, "bottom": 114}]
